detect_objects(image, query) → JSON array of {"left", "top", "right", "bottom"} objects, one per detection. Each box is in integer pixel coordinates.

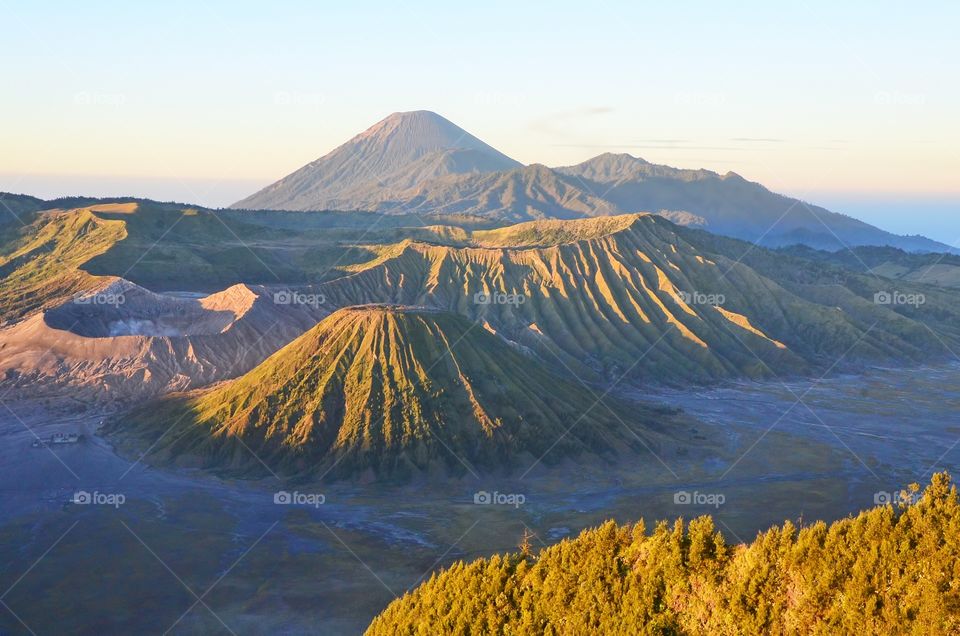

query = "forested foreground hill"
[{"left": 367, "top": 473, "right": 960, "bottom": 635}]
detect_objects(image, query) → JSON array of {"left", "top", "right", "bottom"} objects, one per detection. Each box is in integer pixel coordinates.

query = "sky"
[{"left": 2, "top": 1, "right": 958, "bottom": 243}]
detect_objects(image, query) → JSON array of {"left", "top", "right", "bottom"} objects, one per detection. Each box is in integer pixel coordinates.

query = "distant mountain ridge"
[
  {"left": 231, "top": 111, "right": 954, "bottom": 254},
  {"left": 0, "top": 193, "right": 47, "bottom": 227},
  {"left": 556, "top": 153, "right": 941, "bottom": 250}
]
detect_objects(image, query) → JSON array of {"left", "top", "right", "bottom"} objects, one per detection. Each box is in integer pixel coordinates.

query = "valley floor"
[{"left": 1, "top": 363, "right": 958, "bottom": 634}]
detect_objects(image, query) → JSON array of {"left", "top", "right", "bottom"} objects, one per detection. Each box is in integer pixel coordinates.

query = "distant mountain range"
[{"left": 232, "top": 110, "right": 953, "bottom": 254}]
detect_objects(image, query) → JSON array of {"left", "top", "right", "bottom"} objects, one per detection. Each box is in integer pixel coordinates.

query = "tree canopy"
[{"left": 368, "top": 474, "right": 960, "bottom": 635}]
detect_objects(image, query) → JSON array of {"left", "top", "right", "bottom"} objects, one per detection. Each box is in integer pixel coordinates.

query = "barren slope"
[{"left": 0, "top": 279, "right": 328, "bottom": 403}]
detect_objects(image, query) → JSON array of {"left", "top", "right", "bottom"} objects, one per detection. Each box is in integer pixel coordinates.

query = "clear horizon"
[
  {"left": 3, "top": 2, "right": 958, "bottom": 243},
  {"left": 4, "top": 168, "right": 960, "bottom": 247}
]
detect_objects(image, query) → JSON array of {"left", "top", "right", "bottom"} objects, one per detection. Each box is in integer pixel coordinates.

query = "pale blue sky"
[{"left": 2, "top": 1, "right": 958, "bottom": 242}]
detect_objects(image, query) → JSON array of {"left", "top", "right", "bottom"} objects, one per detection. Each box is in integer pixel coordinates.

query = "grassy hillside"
[
  {"left": 780, "top": 244, "right": 960, "bottom": 289},
  {"left": 79, "top": 202, "right": 383, "bottom": 290},
  {"left": 0, "top": 206, "right": 127, "bottom": 325},
  {"left": 111, "top": 306, "right": 670, "bottom": 480},
  {"left": 0, "top": 200, "right": 504, "bottom": 318},
  {"left": 0, "top": 192, "right": 47, "bottom": 228},
  {"left": 368, "top": 473, "right": 960, "bottom": 635}
]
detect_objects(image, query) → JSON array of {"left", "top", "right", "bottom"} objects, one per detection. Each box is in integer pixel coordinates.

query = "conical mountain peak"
[
  {"left": 232, "top": 111, "right": 520, "bottom": 211},
  {"left": 115, "top": 305, "right": 658, "bottom": 480}
]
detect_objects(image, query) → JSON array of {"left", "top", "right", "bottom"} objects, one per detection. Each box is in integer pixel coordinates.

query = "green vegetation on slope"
[
  {"left": 112, "top": 306, "right": 669, "bottom": 480},
  {"left": 780, "top": 244, "right": 960, "bottom": 289},
  {"left": 368, "top": 473, "right": 960, "bottom": 635},
  {"left": 80, "top": 202, "right": 382, "bottom": 290},
  {"left": 0, "top": 199, "right": 497, "bottom": 304},
  {"left": 0, "top": 207, "right": 127, "bottom": 324},
  {"left": 472, "top": 214, "right": 643, "bottom": 247},
  {"left": 0, "top": 192, "right": 47, "bottom": 228}
]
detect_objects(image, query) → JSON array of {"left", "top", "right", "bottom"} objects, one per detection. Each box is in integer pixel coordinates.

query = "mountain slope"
[
  {"left": 0, "top": 198, "right": 489, "bottom": 302},
  {"left": 367, "top": 473, "right": 960, "bottom": 635},
  {"left": 779, "top": 244, "right": 960, "bottom": 289},
  {"left": 0, "top": 192, "right": 47, "bottom": 228},
  {"left": 319, "top": 214, "right": 960, "bottom": 384},
  {"left": 345, "top": 164, "right": 623, "bottom": 221},
  {"left": 557, "top": 153, "right": 953, "bottom": 252},
  {"left": 0, "top": 205, "right": 128, "bottom": 325},
  {"left": 111, "top": 305, "right": 666, "bottom": 480},
  {"left": 232, "top": 111, "right": 521, "bottom": 211}
]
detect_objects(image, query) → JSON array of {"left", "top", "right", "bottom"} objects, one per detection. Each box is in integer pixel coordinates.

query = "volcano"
[
  {"left": 111, "top": 305, "right": 667, "bottom": 480},
  {"left": 232, "top": 110, "right": 521, "bottom": 212}
]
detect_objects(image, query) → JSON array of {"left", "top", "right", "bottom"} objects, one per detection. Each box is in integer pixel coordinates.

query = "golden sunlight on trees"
[{"left": 368, "top": 473, "right": 960, "bottom": 635}]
